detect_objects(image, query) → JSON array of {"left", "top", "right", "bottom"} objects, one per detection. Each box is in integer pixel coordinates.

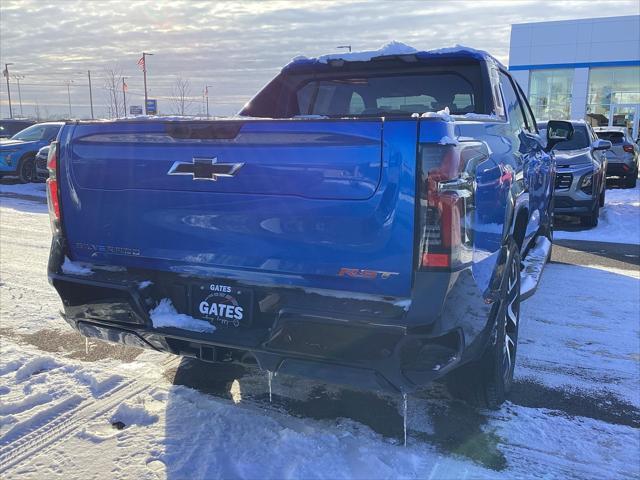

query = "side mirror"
[
  {"left": 591, "top": 139, "right": 612, "bottom": 151},
  {"left": 544, "top": 120, "right": 574, "bottom": 152}
]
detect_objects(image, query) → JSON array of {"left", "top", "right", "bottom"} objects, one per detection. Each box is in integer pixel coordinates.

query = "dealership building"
[{"left": 509, "top": 15, "right": 640, "bottom": 139}]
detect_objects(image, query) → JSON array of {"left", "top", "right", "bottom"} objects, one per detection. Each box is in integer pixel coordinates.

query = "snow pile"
[
  {"left": 460, "top": 112, "right": 500, "bottom": 121},
  {"left": 61, "top": 257, "right": 93, "bottom": 276},
  {"left": 149, "top": 298, "right": 216, "bottom": 333},
  {"left": 438, "top": 135, "right": 459, "bottom": 146},
  {"left": 110, "top": 400, "right": 159, "bottom": 427},
  {"left": 315, "top": 41, "right": 417, "bottom": 64},
  {"left": 428, "top": 44, "right": 506, "bottom": 69},
  {"left": 289, "top": 42, "right": 505, "bottom": 69},
  {"left": 520, "top": 236, "right": 551, "bottom": 296},
  {"left": 421, "top": 106, "right": 453, "bottom": 122},
  {"left": 555, "top": 184, "right": 640, "bottom": 244},
  {"left": 14, "top": 356, "right": 62, "bottom": 381}
]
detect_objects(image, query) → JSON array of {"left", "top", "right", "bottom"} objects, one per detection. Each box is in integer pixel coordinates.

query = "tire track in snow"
[{"left": 0, "top": 356, "right": 180, "bottom": 474}]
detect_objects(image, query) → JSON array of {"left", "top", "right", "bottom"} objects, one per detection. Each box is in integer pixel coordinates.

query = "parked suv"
[
  {"left": 539, "top": 121, "right": 610, "bottom": 228},
  {"left": 594, "top": 126, "right": 639, "bottom": 188},
  {"left": 0, "top": 122, "right": 63, "bottom": 182}
]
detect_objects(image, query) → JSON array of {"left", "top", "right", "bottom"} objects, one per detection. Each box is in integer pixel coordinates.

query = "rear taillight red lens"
[
  {"left": 418, "top": 143, "right": 487, "bottom": 270},
  {"left": 46, "top": 142, "right": 61, "bottom": 233},
  {"left": 623, "top": 144, "right": 634, "bottom": 153}
]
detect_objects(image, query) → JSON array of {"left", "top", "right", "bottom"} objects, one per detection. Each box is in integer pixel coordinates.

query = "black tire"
[
  {"left": 17, "top": 156, "right": 36, "bottom": 184},
  {"left": 580, "top": 202, "right": 599, "bottom": 228},
  {"left": 446, "top": 243, "right": 521, "bottom": 409},
  {"left": 625, "top": 173, "right": 637, "bottom": 189},
  {"left": 599, "top": 188, "right": 605, "bottom": 207}
]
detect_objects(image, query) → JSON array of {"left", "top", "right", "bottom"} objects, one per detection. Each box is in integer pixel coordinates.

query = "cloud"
[{"left": 0, "top": 0, "right": 638, "bottom": 118}]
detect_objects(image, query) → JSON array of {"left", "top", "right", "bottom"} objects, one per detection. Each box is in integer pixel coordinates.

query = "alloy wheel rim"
[
  {"left": 22, "top": 159, "right": 34, "bottom": 181},
  {"left": 502, "top": 256, "right": 520, "bottom": 384}
]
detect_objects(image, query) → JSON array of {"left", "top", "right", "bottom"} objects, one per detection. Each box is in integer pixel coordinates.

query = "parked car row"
[
  {"left": 0, "top": 122, "right": 63, "bottom": 183},
  {"left": 594, "top": 126, "right": 639, "bottom": 188},
  {"left": 535, "top": 120, "right": 639, "bottom": 229}
]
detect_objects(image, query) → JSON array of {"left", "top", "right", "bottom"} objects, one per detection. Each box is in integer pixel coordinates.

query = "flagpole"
[
  {"left": 141, "top": 52, "right": 153, "bottom": 115},
  {"left": 4, "top": 63, "right": 13, "bottom": 119},
  {"left": 122, "top": 77, "right": 127, "bottom": 117},
  {"left": 88, "top": 70, "right": 94, "bottom": 119}
]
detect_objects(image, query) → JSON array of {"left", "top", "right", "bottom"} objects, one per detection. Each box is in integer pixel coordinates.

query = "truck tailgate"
[{"left": 59, "top": 119, "right": 417, "bottom": 297}]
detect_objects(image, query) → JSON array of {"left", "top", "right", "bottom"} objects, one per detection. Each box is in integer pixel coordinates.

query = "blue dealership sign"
[{"left": 146, "top": 99, "right": 157, "bottom": 115}]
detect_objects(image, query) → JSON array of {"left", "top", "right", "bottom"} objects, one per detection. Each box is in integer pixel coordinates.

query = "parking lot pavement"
[
  {"left": 0, "top": 180, "right": 638, "bottom": 479},
  {"left": 553, "top": 239, "right": 640, "bottom": 270}
]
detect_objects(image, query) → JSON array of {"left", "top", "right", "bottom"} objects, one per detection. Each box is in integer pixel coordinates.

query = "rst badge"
[{"left": 338, "top": 268, "right": 399, "bottom": 279}]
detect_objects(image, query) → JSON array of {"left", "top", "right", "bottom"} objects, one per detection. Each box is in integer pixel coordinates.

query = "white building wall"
[
  {"left": 509, "top": 15, "right": 640, "bottom": 122},
  {"left": 510, "top": 15, "right": 640, "bottom": 68}
]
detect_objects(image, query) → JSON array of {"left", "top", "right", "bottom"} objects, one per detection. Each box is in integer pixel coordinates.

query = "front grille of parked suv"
[{"left": 555, "top": 173, "right": 573, "bottom": 190}]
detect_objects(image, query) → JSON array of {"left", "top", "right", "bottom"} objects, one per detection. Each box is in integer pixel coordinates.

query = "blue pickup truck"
[{"left": 47, "top": 46, "right": 572, "bottom": 408}]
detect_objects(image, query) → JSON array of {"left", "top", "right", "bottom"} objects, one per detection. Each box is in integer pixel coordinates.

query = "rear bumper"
[
  {"left": 48, "top": 248, "right": 499, "bottom": 393},
  {"left": 606, "top": 162, "right": 637, "bottom": 177},
  {"left": 35, "top": 155, "right": 48, "bottom": 180},
  {"left": 553, "top": 195, "right": 595, "bottom": 215}
]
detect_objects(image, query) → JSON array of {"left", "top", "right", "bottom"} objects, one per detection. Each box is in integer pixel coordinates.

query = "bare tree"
[
  {"left": 170, "top": 78, "right": 193, "bottom": 116},
  {"left": 103, "top": 67, "right": 124, "bottom": 118},
  {"left": 34, "top": 99, "right": 41, "bottom": 121}
]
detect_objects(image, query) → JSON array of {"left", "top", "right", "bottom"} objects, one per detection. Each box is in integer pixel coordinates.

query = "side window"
[
  {"left": 349, "top": 92, "right": 365, "bottom": 114},
  {"left": 515, "top": 81, "right": 538, "bottom": 133},
  {"left": 499, "top": 72, "right": 527, "bottom": 133}
]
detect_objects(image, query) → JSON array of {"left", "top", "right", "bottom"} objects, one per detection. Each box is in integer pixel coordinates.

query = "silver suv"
[
  {"left": 593, "top": 126, "right": 639, "bottom": 188},
  {"left": 539, "top": 120, "right": 611, "bottom": 228}
]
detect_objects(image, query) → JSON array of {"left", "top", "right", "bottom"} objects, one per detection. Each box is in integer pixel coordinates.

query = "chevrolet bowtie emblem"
[{"left": 167, "top": 157, "right": 244, "bottom": 181}]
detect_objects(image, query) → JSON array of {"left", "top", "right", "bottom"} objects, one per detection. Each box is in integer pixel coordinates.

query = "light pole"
[
  {"left": 122, "top": 77, "right": 127, "bottom": 117},
  {"left": 3, "top": 63, "right": 13, "bottom": 118},
  {"left": 13, "top": 74, "right": 24, "bottom": 117},
  {"left": 139, "top": 52, "right": 154, "bottom": 114},
  {"left": 64, "top": 79, "right": 73, "bottom": 118},
  {"left": 337, "top": 45, "right": 352, "bottom": 53},
  {"left": 205, "top": 85, "right": 212, "bottom": 118},
  {"left": 87, "top": 70, "right": 94, "bottom": 119}
]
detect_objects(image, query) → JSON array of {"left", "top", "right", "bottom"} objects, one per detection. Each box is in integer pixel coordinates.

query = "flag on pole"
[
  {"left": 204, "top": 85, "right": 208, "bottom": 97},
  {"left": 137, "top": 56, "right": 145, "bottom": 70},
  {"left": 123, "top": 81, "right": 128, "bottom": 91},
  {"left": 2, "top": 67, "right": 7, "bottom": 78}
]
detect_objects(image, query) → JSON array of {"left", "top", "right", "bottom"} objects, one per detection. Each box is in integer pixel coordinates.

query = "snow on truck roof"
[{"left": 284, "top": 41, "right": 506, "bottom": 71}]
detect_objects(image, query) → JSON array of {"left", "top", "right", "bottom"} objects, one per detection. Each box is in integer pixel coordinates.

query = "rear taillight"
[
  {"left": 46, "top": 141, "right": 61, "bottom": 233},
  {"left": 623, "top": 144, "right": 634, "bottom": 153},
  {"left": 418, "top": 143, "right": 487, "bottom": 270}
]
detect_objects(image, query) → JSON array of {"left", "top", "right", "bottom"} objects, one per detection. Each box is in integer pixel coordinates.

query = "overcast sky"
[{"left": 1, "top": 0, "right": 638, "bottom": 119}]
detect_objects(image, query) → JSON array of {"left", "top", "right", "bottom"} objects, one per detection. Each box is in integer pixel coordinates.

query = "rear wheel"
[
  {"left": 17, "top": 156, "right": 35, "bottom": 184},
  {"left": 580, "top": 202, "right": 599, "bottom": 228},
  {"left": 625, "top": 171, "right": 637, "bottom": 188},
  {"left": 446, "top": 243, "right": 521, "bottom": 409}
]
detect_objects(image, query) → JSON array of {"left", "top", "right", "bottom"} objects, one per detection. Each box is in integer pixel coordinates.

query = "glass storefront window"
[
  {"left": 528, "top": 69, "right": 574, "bottom": 121},
  {"left": 586, "top": 66, "right": 640, "bottom": 127}
]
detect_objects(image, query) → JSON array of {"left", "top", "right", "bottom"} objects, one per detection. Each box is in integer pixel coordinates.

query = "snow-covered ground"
[
  {"left": 555, "top": 183, "right": 640, "bottom": 244},
  {"left": 1, "top": 182, "right": 639, "bottom": 479}
]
